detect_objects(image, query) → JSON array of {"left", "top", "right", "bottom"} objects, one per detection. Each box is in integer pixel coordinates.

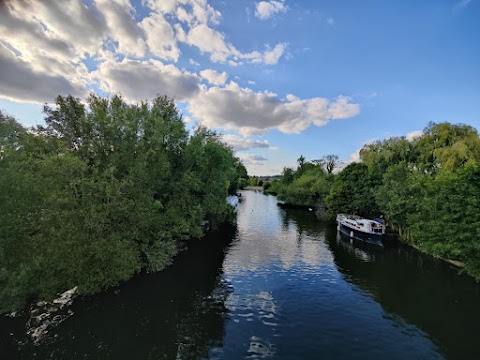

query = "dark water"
[{"left": 2, "top": 190, "right": 480, "bottom": 359}]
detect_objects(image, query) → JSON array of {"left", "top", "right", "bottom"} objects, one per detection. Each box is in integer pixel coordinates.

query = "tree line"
[
  {"left": 0, "top": 94, "right": 247, "bottom": 314},
  {"left": 265, "top": 122, "right": 480, "bottom": 280}
]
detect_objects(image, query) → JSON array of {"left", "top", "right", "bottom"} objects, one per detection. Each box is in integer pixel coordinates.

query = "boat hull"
[{"left": 338, "top": 222, "right": 383, "bottom": 246}]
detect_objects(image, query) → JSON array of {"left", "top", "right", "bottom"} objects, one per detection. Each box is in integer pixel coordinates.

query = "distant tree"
[
  {"left": 281, "top": 167, "right": 295, "bottom": 184},
  {"left": 236, "top": 161, "right": 248, "bottom": 179},
  {"left": 314, "top": 154, "right": 341, "bottom": 174},
  {"left": 247, "top": 176, "right": 258, "bottom": 186},
  {"left": 297, "top": 155, "right": 306, "bottom": 167},
  {"left": 0, "top": 110, "right": 26, "bottom": 154}
]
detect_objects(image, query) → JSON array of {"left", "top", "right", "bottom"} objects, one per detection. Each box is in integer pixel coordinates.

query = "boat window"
[{"left": 357, "top": 222, "right": 364, "bottom": 226}]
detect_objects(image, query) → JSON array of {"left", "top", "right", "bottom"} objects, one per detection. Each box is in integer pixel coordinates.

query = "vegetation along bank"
[
  {"left": 0, "top": 94, "right": 247, "bottom": 314},
  {"left": 264, "top": 122, "right": 480, "bottom": 280}
]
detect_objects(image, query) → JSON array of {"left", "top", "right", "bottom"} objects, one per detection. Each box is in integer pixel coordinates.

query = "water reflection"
[
  {"left": 218, "top": 192, "right": 441, "bottom": 359},
  {"left": 335, "top": 233, "right": 378, "bottom": 263},
  {"left": 326, "top": 228, "right": 480, "bottom": 359},
  {"left": 0, "top": 224, "right": 237, "bottom": 360},
  {"left": 3, "top": 191, "right": 480, "bottom": 359}
]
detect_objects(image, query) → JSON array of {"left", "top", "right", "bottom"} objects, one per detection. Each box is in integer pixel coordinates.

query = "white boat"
[
  {"left": 226, "top": 195, "right": 239, "bottom": 207},
  {"left": 336, "top": 213, "right": 386, "bottom": 245}
]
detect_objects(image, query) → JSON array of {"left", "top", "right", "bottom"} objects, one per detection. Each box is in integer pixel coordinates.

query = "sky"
[{"left": 0, "top": 0, "right": 479, "bottom": 175}]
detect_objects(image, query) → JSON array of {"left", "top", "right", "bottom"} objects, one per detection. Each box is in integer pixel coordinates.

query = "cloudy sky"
[{"left": 0, "top": 0, "right": 479, "bottom": 175}]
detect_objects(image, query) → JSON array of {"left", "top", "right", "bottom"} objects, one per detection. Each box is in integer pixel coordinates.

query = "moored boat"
[
  {"left": 226, "top": 195, "right": 239, "bottom": 208},
  {"left": 336, "top": 213, "right": 386, "bottom": 246}
]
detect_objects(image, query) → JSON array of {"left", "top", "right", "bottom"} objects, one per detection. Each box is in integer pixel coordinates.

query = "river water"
[{"left": 2, "top": 190, "right": 480, "bottom": 359}]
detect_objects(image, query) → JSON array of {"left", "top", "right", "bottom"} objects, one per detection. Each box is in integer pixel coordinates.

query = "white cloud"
[
  {"left": 189, "top": 58, "right": 200, "bottom": 66},
  {"left": 188, "top": 82, "right": 360, "bottom": 136},
  {"left": 178, "top": 23, "right": 286, "bottom": 65},
  {"left": 151, "top": 0, "right": 221, "bottom": 26},
  {"left": 94, "top": 58, "right": 200, "bottom": 102},
  {"left": 3, "top": 0, "right": 109, "bottom": 56},
  {"left": 327, "top": 96, "right": 360, "bottom": 119},
  {"left": 0, "top": 0, "right": 289, "bottom": 105},
  {"left": 326, "top": 17, "right": 335, "bottom": 26},
  {"left": 142, "top": 0, "right": 179, "bottom": 14},
  {"left": 0, "top": 4, "right": 75, "bottom": 63},
  {"left": 222, "top": 134, "right": 271, "bottom": 151},
  {"left": 237, "top": 153, "right": 268, "bottom": 165},
  {"left": 255, "top": 1, "right": 287, "bottom": 20},
  {"left": 0, "top": 0, "right": 357, "bottom": 140},
  {"left": 348, "top": 149, "right": 361, "bottom": 163},
  {"left": 140, "top": 11, "right": 180, "bottom": 61},
  {"left": 142, "top": 0, "right": 285, "bottom": 65},
  {"left": 184, "top": 24, "right": 233, "bottom": 61},
  {"left": 95, "top": 0, "right": 147, "bottom": 57},
  {"left": 0, "top": 44, "right": 86, "bottom": 103},
  {"left": 262, "top": 43, "right": 287, "bottom": 65},
  {"left": 92, "top": 59, "right": 360, "bottom": 137},
  {"left": 406, "top": 130, "right": 423, "bottom": 140},
  {"left": 0, "top": 0, "right": 107, "bottom": 95},
  {"left": 200, "top": 69, "right": 228, "bottom": 85}
]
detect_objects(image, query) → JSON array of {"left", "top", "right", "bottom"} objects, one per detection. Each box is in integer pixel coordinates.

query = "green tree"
[
  {"left": 326, "top": 163, "right": 380, "bottom": 218},
  {"left": 407, "top": 164, "right": 480, "bottom": 279},
  {"left": 0, "top": 95, "right": 245, "bottom": 314},
  {"left": 314, "top": 154, "right": 341, "bottom": 174}
]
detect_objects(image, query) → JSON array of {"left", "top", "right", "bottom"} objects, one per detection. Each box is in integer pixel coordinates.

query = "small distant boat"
[
  {"left": 226, "top": 195, "right": 239, "bottom": 208},
  {"left": 336, "top": 213, "right": 386, "bottom": 246}
]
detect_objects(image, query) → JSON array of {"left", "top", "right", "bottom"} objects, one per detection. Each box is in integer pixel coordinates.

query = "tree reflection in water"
[{"left": 1, "top": 224, "right": 237, "bottom": 360}]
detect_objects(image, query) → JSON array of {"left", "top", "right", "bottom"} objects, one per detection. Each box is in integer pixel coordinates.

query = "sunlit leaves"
[{"left": 0, "top": 95, "right": 244, "bottom": 313}]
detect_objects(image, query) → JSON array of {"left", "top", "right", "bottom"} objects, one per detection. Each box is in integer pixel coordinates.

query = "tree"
[
  {"left": 297, "top": 155, "right": 306, "bottom": 167},
  {"left": 407, "top": 164, "right": 480, "bottom": 279},
  {"left": 374, "top": 162, "right": 424, "bottom": 239},
  {"left": 314, "top": 154, "right": 341, "bottom": 174},
  {"left": 281, "top": 167, "right": 295, "bottom": 184},
  {"left": 326, "top": 163, "right": 380, "bottom": 218},
  {"left": 0, "top": 95, "right": 245, "bottom": 314}
]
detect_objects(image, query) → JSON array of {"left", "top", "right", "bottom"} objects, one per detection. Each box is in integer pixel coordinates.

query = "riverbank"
[
  {"left": 243, "top": 185, "right": 264, "bottom": 191},
  {"left": 280, "top": 199, "right": 469, "bottom": 272},
  {"left": 4, "top": 190, "right": 480, "bottom": 359},
  {"left": 0, "top": 95, "right": 247, "bottom": 315}
]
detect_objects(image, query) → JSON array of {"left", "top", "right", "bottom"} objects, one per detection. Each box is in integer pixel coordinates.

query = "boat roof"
[{"left": 337, "top": 213, "right": 384, "bottom": 224}]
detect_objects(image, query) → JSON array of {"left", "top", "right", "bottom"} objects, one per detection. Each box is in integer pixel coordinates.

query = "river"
[{"left": 2, "top": 190, "right": 480, "bottom": 359}]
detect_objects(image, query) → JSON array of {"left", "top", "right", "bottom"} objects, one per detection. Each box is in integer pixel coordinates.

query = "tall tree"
[{"left": 0, "top": 95, "right": 246, "bottom": 314}]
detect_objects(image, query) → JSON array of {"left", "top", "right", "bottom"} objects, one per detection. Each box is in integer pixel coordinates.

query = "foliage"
[
  {"left": 313, "top": 154, "right": 341, "bottom": 174},
  {"left": 0, "top": 95, "right": 245, "bottom": 313},
  {"left": 407, "top": 164, "right": 480, "bottom": 279},
  {"left": 247, "top": 176, "right": 259, "bottom": 186},
  {"left": 265, "top": 158, "right": 335, "bottom": 208},
  {"left": 326, "top": 163, "right": 380, "bottom": 218},
  {"left": 350, "top": 122, "right": 480, "bottom": 281}
]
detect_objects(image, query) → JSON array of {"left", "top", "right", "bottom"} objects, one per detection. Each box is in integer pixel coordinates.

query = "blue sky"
[{"left": 0, "top": 0, "right": 479, "bottom": 174}]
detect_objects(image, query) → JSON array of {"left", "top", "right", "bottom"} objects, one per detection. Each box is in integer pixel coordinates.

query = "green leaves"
[
  {"left": 356, "top": 121, "right": 480, "bottom": 281},
  {"left": 0, "top": 96, "right": 244, "bottom": 313},
  {"left": 326, "top": 163, "right": 380, "bottom": 218}
]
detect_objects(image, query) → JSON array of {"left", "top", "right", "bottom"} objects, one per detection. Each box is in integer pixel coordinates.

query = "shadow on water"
[
  {"left": 3, "top": 193, "right": 480, "bottom": 359},
  {"left": 330, "top": 234, "right": 480, "bottom": 359},
  {"left": 280, "top": 206, "right": 327, "bottom": 239},
  {"left": 283, "top": 207, "right": 480, "bottom": 360},
  {"left": 0, "top": 223, "right": 238, "bottom": 360}
]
